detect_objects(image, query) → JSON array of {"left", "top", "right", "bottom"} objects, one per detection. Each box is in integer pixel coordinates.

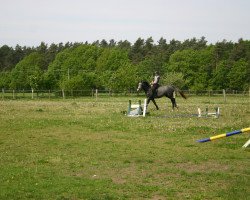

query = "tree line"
[{"left": 0, "top": 37, "right": 249, "bottom": 92}]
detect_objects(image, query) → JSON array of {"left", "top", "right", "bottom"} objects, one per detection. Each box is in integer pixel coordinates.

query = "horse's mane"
[{"left": 142, "top": 81, "right": 150, "bottom": 87}]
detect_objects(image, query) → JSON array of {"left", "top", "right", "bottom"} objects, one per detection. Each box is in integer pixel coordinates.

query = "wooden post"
[
  {"left": 95, "top": 89, "right": 98, "bottom": 101},
  {"left": 49, "top": 90, "right": 51, "bottom": 99},
  {"left": 2, "top": 88, "right": 4, "bottom": 99},
  {"left": 62, "top": 89, "right": 65, "bottom": 99},
  {"left": 13, "top": 90, "right": 15, "bottom": 99},
  {"left": 223, "top": 89, "right": 226, "bottom": 103},
  {"left": 31, "top": 88, "right": 34, "bottom": 99}
]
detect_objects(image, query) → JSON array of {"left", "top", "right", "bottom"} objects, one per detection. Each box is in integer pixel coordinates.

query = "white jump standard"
[
  {"left": 127, "top": 99, "right": 147, "bottom": 117},
  {"left": 198, "top": 107, "right": 220, "bottom": 118}
]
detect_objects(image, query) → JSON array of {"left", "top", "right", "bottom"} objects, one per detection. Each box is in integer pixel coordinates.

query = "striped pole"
[{"left": 197, "top": 127, "right": 250, "bottom": 143}]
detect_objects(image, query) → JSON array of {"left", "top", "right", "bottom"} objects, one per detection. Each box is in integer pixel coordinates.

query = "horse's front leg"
[
  {"left": 152, "top": 99, "right": 159, "bottom": 110},
  {"left": 146, "top": 98, "right": 150, "bottom": 108}
]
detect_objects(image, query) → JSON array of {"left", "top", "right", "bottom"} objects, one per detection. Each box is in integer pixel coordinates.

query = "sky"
[{"left": 1, "top": 0, "right": 250, "bottom": 47}]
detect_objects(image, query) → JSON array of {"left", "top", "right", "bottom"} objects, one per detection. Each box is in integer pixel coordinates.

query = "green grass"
[{"left": 0, "top": 96, "right": 249, "bottom": 199}]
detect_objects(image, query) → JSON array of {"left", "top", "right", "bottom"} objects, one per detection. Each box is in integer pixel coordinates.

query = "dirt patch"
[
  {"left": 150, "top": 195, "right": 166, "bottom": 200},
  {"left": 174, "top": 161, "right": 229, "bottom": 173}
]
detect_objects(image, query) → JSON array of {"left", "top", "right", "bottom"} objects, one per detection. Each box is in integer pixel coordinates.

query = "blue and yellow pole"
[{"left": 197, "top": 127, "right": 250, "bottom": 143}]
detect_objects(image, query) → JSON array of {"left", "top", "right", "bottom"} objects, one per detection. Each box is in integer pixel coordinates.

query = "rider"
[{"left": 151, "top": 71, "right": 160, "bottom": 97}]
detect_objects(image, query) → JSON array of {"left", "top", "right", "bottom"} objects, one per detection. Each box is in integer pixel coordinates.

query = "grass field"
[{"left": 0, "top": 95, "right": 249, "bottom": 200}]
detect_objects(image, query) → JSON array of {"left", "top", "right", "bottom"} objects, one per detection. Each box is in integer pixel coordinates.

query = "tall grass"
[{"left": 0, "top": 95, "right": 249, "bottom": 199}]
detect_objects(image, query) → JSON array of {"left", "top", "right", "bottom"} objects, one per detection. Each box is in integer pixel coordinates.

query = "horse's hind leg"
[{"left": 170, "top": 97, "right": 178, "bottom": 111}]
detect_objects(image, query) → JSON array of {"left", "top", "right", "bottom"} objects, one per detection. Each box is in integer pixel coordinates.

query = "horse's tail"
[
  {"left": 174, "top": 87, "right": 187, "bottom": 99},
  {"left": 179, "top": 90, "right": 187, "bottom": 99}
]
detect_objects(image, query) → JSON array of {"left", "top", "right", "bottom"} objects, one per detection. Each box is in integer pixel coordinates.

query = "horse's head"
[
  {"left": 137, "top": 81, "right": 150, "bottom": 92},
  {"left": 137, "top": 82, "right": 142, "bottom": 92}
]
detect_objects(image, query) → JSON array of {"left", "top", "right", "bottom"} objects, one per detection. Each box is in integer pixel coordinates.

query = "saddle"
[{"left": 148, "top": 84, "right": 160, "bottom": 98}]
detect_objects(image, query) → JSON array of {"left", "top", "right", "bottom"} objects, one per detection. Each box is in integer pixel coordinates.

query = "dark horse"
[{"left": 137, "top": 81, "right": 187, "bottom": 110}]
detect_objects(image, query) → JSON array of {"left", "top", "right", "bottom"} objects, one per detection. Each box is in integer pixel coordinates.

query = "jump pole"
[
  {"left": 242, "top": 138, "right": 250, "bottom": 148},
  {"left": 197, "top": 127, "right": 250, "bottom": 143}
]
